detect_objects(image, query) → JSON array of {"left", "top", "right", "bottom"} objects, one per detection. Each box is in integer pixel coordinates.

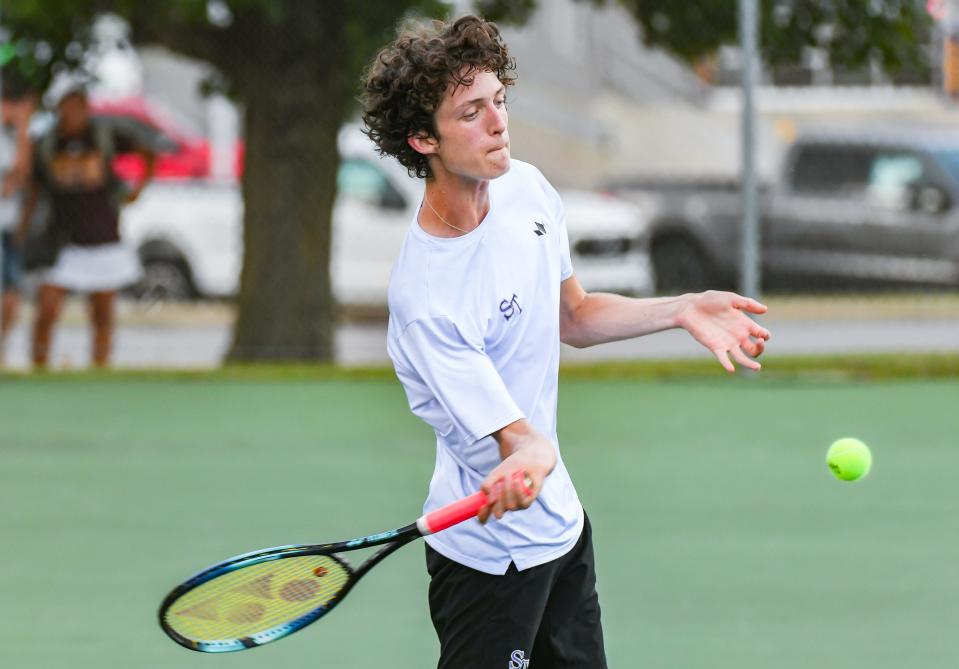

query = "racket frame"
[
  {"left": 159, "top": 476, "right": 527, "bottom": 652},
  {"left": 158, "top": 523, "right": 418, "bottom": 652}
]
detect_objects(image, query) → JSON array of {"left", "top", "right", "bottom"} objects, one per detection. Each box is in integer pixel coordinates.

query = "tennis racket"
[{"left": 159, "top": 472, "right": 532, "bottom": 652}]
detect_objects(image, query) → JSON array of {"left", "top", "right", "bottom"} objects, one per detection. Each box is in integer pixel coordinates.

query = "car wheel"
[
  {"left": 652, "top": 237, "right": 712, "bottom": 293},
  {"left": 132, "top": 258, "right": 195, "bottom": 302}
]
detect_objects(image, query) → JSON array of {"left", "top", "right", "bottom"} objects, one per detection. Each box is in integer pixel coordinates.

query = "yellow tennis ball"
[{"left": 826, "top": 438, "right": 872, "bottom": 481}]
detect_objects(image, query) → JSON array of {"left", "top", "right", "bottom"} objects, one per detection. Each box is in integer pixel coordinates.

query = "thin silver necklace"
[{"left": 423, "top": 194, "right": 472, "bottom": 234}]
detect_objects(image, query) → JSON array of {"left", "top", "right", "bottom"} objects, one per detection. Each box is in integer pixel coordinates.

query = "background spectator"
[
  {"left": 0, "top": 69, "right": 35, "bottom": 365},
  {"left": 17, "top": 79, "right": 155, "bottom": 368}
]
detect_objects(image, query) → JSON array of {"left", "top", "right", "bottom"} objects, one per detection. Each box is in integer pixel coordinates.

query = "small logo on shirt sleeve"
[
  {"left": 533, "top": 221, "right": 547, "bottom": 236},
  {"left": 499, "top": 294, "right": 522, "bottom": 321}
]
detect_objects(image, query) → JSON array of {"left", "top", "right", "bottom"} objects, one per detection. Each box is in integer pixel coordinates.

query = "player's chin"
[{"left": 485, "top": 150, "right": 511, "bottom": 177}]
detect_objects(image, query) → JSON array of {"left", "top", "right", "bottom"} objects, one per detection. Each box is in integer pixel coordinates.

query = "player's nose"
[{"left": 488, "top": 102, "right": 507, "bottom": 135}]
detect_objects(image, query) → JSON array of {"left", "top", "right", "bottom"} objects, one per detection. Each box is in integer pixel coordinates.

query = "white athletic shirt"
[{"left": 386, "top": 159, "right": 584, "bottom": 575}]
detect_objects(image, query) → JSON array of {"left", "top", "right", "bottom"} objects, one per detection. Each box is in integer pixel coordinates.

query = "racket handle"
[
  {"left": 417, "top": 491, "right": 489, "bottom": 535},
  {"left": 416, "top": 471, "right": 533, "bottom": 535}
]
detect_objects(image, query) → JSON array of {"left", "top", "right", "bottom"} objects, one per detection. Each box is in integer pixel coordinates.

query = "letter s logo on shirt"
[
  {"left": 499, "top": 294, "right": 522, "bottom": 321},
  {"left": 509, "top": 649, "right": 530, "bottom": 668}
]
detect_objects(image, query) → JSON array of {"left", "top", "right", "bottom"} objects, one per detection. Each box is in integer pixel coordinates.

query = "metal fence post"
[{"left": 739, "top": 0, "right": 761, "bottom": 299}]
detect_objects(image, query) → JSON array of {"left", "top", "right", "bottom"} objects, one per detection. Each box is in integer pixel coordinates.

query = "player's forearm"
[
  {"left": 492, "top": 419, "right": 557, "bottom": 472},
  {"left": 494, "top": 420, "right": 550, "bottom": 459},
  {"left": 560, "top": 291, "right": 694, "bottom": 348}
]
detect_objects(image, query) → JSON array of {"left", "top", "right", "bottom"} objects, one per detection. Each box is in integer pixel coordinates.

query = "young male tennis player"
[{"left": 361, "top": 15, "right": 770, "bottom": 668}]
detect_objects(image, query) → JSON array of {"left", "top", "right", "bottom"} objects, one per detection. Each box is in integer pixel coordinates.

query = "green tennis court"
[{"left": 1, "top": 372, "right": 956, "bottom": 668}]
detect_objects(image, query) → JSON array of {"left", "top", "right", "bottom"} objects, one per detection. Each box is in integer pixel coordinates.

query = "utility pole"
[{"left": 739, "top": 0, "right": 760, "bottom": 299}]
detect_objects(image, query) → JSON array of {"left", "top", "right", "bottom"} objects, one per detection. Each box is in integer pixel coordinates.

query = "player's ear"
[{"left": 408, "top": 130, "right": 438, "bottom": 156}]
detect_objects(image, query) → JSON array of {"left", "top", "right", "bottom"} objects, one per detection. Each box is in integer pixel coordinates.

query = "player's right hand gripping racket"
[{"left": 159, "top": 472, "right": 532, "bottom": 652}]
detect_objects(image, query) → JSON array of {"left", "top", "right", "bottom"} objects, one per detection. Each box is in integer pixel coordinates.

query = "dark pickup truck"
[{"left": 609, "top": 127, "right": 959, "bottom": 293}]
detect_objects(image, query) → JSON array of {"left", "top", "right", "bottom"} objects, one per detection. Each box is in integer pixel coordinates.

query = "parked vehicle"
[
  {"left": 122, "top": 127, "right": 653, "bottom": 304},
  {"left": 608, "top": 126, "right": 959, "bottom": 293},
  {"left": 91, "top": 97, "right": 244, "bottom": 181}
]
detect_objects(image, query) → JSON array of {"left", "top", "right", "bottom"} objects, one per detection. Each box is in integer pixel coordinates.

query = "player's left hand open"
[{"left": 676, "top": 290, "right": 771, "bottom": 372}]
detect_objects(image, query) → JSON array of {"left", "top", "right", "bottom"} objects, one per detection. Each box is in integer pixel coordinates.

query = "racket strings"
[{"left": 163, "top": 555, "right": 350, "bottom": 643}]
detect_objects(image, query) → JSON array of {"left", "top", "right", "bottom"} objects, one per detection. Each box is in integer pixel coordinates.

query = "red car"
[{"left": 90, "top": 97, "right": 244, "bottom": 181}]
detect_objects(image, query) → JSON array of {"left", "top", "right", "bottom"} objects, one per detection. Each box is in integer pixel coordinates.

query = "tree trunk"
[{"left": 227, "top": 40, "right": 350, "bottom": 362}]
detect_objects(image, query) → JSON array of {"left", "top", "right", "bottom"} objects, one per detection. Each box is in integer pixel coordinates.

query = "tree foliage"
[{"left": 619, "top": 0, "right": 932, "bottom": 77}]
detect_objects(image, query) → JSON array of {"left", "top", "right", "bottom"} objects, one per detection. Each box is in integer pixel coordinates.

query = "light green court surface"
[{"left": 1, "top": 376, "right": 957, "bottom": 668}]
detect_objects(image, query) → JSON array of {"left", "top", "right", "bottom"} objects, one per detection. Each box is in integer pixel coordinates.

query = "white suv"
[{"left": 122, "top": 127, "right": 652, "bottom": 303}]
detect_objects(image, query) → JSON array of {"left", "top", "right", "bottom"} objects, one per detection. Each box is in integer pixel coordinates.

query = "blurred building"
[{"left": 495, "top": 0, "right": 959, "bottom": 187}]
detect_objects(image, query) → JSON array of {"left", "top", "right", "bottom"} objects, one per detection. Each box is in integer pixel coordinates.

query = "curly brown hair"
[{"left": 361, "top": 15, "right": 516, "bottom": 179}]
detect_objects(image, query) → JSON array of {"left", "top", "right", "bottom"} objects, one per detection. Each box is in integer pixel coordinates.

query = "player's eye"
[{"left": 463, "top": 110, "right": 478, "bottom": 120}]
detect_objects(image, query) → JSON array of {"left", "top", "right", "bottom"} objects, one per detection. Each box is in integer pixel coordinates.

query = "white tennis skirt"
[{"left": 44, "top": 243, "right": 143, "bottom": 293}]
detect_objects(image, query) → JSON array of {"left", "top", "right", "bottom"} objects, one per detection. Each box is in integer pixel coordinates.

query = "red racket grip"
[
  {"left": 417, "top": 491, "right": 489, "bottom": 535},
  {"left": 416, "top": 472, "right": 533, "bottom": 535}
]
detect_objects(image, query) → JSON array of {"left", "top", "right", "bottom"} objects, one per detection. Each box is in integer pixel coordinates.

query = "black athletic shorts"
[{"left": 426, "top": 513, "right": 607, "bottom": 669}]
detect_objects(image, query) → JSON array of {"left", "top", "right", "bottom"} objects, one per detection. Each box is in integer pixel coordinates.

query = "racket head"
[
  {"left": 159, "top": 545, "right": 356, "bottom": 652},
  {"left": 158, "top": 482, "right": 505, "bottom": 653}
]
